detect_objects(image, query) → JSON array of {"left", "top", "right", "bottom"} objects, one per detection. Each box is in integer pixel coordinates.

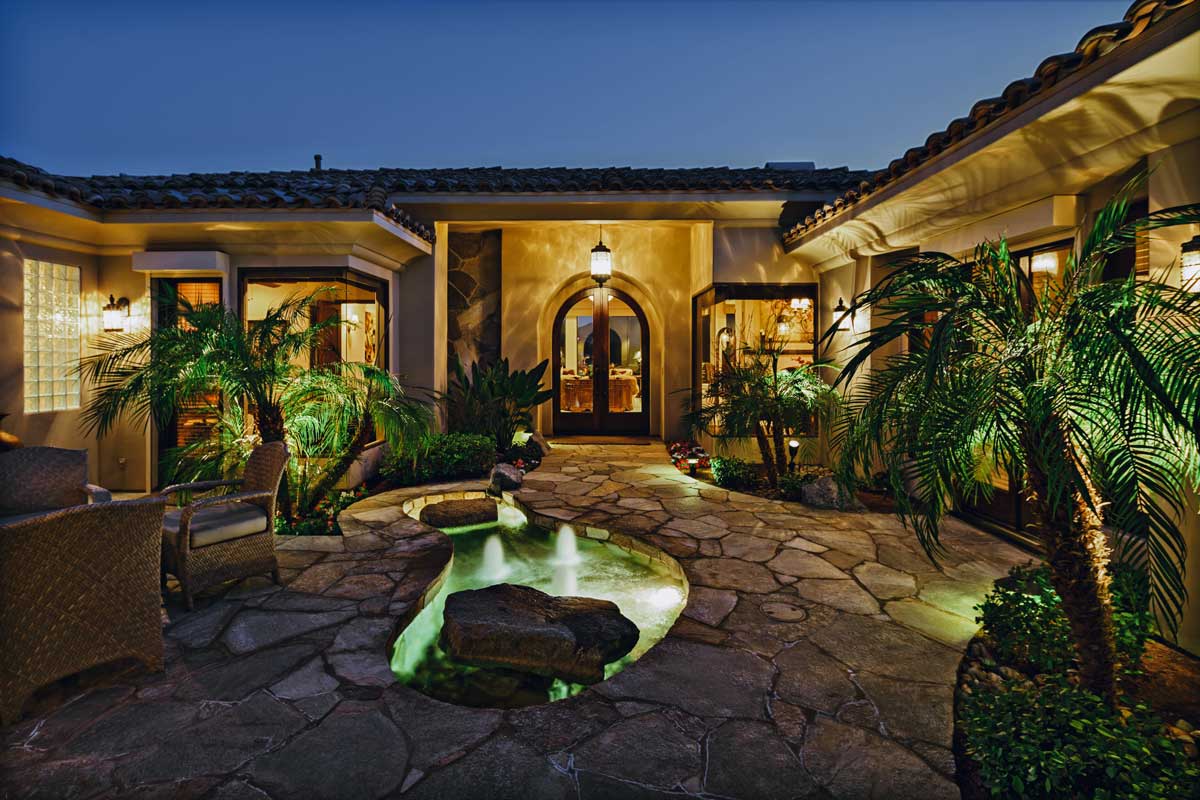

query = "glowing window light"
[{"left": 1030, "top": 252, "right": 1059, "bottom": 274}]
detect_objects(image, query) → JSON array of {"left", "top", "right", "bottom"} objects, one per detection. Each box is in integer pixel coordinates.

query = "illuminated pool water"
[{"left": 390, "top": 506, "right": 687, "bottom": 708}]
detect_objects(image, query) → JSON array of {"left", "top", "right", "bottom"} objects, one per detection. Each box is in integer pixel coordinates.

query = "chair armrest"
[
  {"left": 84, "top": 483, "right": 113, "bottom": 503},
  {"left": 178, "top": 490, "right": 276, "bottom": 519},
  {"left": 158, "top": 479, "right": 243, "bottom": 498}
]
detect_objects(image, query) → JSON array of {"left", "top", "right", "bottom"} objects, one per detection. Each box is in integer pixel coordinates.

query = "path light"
[
  {"left": 1182, "top": 235, "right": 1200, "bottom": 289},
  {"left": 102, "top": 294, "right": 130, "bottom": 332},
  {"left": 590, "top": 225, "right": 612, "bottom": 286},
  {"left": 787, "top": 438, "right": 801, "bottom": 472},
  {"left": 686, "top": 456, "right": 699, "bottom": 477}
]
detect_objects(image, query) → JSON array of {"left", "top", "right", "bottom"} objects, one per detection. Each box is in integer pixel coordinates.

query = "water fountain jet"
[
  {"left": 481, "top": 534, "right": 509, "bottom": 581},
  {"left": 554, "top": 525, "right": 581, "bottom": 566}
]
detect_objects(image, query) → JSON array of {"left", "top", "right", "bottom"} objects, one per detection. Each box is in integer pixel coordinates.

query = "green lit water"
[{"left": 390, "top": 507, "right": 687, "bottom": 708}]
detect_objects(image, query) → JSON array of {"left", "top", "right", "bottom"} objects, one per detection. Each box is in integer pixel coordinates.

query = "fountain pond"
[{"left": 391, "top": 504, "right": 687, "bottom": 708}]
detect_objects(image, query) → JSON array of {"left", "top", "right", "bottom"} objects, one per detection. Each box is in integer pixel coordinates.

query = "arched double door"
[{"left": 552, "top": 287, "right": 649, "bottom": 435}]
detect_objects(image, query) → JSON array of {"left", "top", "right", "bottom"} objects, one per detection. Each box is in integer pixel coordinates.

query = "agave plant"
[
  {"left": 684, "top": 315, "right": 840, "bottom": 488},
  {"left": 445, "top": 356, "right": 553, "bottom": 451},
  {"left": 79, "top": 288, "right": 430, "bottom": 520},
  {"left": 828, "top": 174, "right": 1200, "bottom": 705}
]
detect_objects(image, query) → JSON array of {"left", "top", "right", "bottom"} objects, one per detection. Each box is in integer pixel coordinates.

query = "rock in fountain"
[
  {"left": 419, "top": 498, "right": 498, "bottom": 528},
  {"left": 439, "top": 584, "right": 640, "bottom": 684}
]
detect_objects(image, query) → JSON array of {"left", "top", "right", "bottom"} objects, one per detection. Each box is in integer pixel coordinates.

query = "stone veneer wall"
[{"left": 447, "top": 230, "right": 501, "bottom": 370}]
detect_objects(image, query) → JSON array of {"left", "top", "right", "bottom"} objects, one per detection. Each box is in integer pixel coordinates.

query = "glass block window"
[{"left": 23, "top": 260, "right": 81, "bottom": 413}]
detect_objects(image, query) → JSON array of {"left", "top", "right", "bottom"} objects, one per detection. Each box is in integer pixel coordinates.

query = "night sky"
[{"left": 0, "top": 0, "right": 1131, "bottom": 177}]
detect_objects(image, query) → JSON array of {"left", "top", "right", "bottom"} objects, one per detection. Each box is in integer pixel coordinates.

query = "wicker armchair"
[
  {"left": 0, "top": 496, "right": 168, "bottom": 724},
  {"left": 0, "top": 446, "right": 111, "bottom": 523},
  {"left": 159, "top": 441, "right": 288, "bottom": 609}
]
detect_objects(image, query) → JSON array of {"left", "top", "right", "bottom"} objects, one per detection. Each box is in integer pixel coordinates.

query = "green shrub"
[
  {"left": 445, "top": 357, "right": 553, "bottom": 451},
  {"left": 382, "top": 432, "right": 496, "bottom": 486},
  {"left": 711, "top": 457, "right": 758, "bottom": 491},
  {"left": 977, "top": 564, "right": 1153, "bottom": 675},
  {"left": 960, "top": 676, "right": 1199, "bottom": 799},
  {"left": 778, "top": 465, "right": 830, "bottom": 501}
]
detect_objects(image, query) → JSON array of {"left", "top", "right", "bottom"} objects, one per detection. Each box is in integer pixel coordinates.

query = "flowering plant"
[{"left": 667, "top": 440, "right": 709, "bottom": 472}]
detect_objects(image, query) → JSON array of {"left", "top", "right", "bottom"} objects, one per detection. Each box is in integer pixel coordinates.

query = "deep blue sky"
[{"left": 1, "top": 0, "right": 1130, "bottom": 177}]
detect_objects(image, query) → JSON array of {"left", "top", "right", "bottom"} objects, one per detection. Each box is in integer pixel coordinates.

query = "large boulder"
[
  {"left": 489, "top": 463, "right": 523, "bottom": 492},
  {"left": 799, "top": 475, "right": 864, "bottom": 511},
  {"left": 440, "top": 584, "right": 640, "bottom": 684},
  {"left": 419, "top": 499, "right": 498, "bottom": 528}
]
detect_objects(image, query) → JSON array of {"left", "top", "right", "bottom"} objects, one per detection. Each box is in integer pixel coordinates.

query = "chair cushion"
[{"left": 163, "top": 502, "right": 269, "bottom": 548}]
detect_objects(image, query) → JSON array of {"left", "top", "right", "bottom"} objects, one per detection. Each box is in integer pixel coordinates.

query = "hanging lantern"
[
  {"left": 1181, "top": 235, "right": 1200, "bottom": 289},
  {"left": 590, "top": 227, "right": 612, "bottom": 286}
]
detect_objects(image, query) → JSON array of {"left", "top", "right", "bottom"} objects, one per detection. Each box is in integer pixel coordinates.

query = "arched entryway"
[{"left": 552, "top": 286, "right": 650, "bottom": 435}]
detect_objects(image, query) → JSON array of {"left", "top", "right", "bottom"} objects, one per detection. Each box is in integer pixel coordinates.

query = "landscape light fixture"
[
  {"left": 686, "top": 457, "right": 699, "bottom": 477},
  {"left": 102, "top": 294, "right": 130, "bottom": 332},
  {"left": 833, "top": 297, "right": 851, "bottom": 331},
  {"left": 1182, "top": 235, "right": 1200, "bottom": 289},
  {"left": 590, "top": 225, "right": 612, "bottom": 286},
  {"left": 787, "top": 438, "right": 801, "bottom": 471}
]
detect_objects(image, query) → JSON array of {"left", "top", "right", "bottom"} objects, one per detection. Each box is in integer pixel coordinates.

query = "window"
[
  {"left": 240, "top": 269, "right": 386, "bottom": 368},
  {"left": 691, "top": 283, "right": 819, "bottom": 432},
  {"left": 23, "top": 260, "right": 81, "bottom": 413}
]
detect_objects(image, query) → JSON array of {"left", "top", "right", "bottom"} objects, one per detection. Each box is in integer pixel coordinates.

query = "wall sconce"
[
  {"left": 833, "top": 297, "right": 851, "bottom": 332},
  {"left": 1182, "top": 235, "right": 1200, "bottom": 289},
  {"left": 102, "top": 294, "right": 130, "bottom": 332},
  {"left": 590, "top": 225, "right": 612, "bottom": 286}
]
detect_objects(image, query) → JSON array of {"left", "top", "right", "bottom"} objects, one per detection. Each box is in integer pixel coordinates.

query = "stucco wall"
[{"left": 500, "top": 223, "right": 699, "bottom": 440}]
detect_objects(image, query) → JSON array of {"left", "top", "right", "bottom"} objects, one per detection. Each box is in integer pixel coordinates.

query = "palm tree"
[
  {"left": 79, "top": 289, "right": 429, "bottom": 520},
  {"left": 685, "top": 316, "right": 840, "bottom": 488},
  {"left": 827, "top": 176, "right": 1200, "bottom": 706}
]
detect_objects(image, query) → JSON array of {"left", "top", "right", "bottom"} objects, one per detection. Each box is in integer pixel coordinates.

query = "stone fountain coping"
[{"left": 0, "top": 446, "right": 1033, "bottom": 800}]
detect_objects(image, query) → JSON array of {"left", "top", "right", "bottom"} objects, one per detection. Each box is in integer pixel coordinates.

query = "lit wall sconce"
[
  {"left": 102, "top": 294, "right": 130, "bottom": 332},
  {"left": 1182, "top": 235, "right": 1200, "bottom": 289},
  {"left": 590, "top": 225, "right": 612, "bottom": 286},
  {"left": 833, "top": 297, "right": 852, "bottom": 332}
]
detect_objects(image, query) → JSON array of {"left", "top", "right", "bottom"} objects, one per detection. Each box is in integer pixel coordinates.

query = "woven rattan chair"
[
  {"left": 159, "top": 441, "right": 288, "bottom": 609},
  {"left": 0, "top": 446, "right": 111, "bottom": 523},
  {"left": 0, "top": 495, "right": 167, "bottom": 724}
]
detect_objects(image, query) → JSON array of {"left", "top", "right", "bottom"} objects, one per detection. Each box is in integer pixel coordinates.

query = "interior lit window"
[
  {"left": 242, "top": 271, "right": 386, "bottom": 368},
  {"left": 23, "top": 260, "right": 81, "bottom": 413}
]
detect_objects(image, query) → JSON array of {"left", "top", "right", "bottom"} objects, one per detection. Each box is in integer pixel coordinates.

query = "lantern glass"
[
  {"left": 102, "top": 295, "right": 128, "bottom": 332},
  {"left": 590, "top": 242, "right": 612, "bottom": 282}
]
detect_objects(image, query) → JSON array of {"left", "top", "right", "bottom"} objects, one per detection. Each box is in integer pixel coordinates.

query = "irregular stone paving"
[{"left": 0, "top": 444, "right": 1031, "bottom": 800}]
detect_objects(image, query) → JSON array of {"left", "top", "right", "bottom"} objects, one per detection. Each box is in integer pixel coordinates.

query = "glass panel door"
[
  {"left": 557, "top": 294, "right": 597, "bottom": 422},
  {"left": 553, "top": 288, "right": 649, "bottom": 436}
]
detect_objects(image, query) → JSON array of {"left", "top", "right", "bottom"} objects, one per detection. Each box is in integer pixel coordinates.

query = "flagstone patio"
[{"left": 0, "top": 443, "right": 1031, "bottom": 799}]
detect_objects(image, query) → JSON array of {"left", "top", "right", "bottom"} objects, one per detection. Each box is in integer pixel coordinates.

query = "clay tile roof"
[
  {"left": 0, "top": 156, "right": 436, "bottom": 243},
  {"left": 1, "top": 158, "right": 875, "bottom": 246},
  {"left": 781, "top": 0, "right": 1197, "bottom": 249}
]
